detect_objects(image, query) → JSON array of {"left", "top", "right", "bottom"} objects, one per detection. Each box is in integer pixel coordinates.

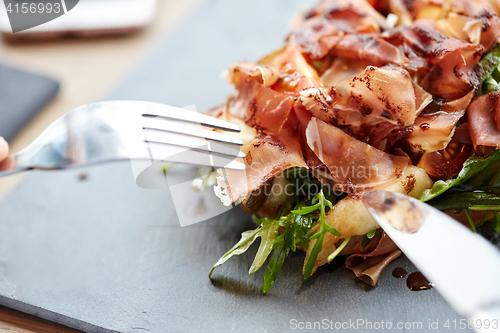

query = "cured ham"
[
  {"left": 270, "top": 45, "right": 323, "bottom": 94},
  {"left": 299, "top": 65, "right": 432, "bottom": 145},
  {"left": 228, "top": 61, "right": 279, "bottom": 87},
  {"left": 476, "top": 12, "right": 500, "bottom": 51},
  {"left": 306, "top": 0, "right": 388, "bottom": 26},
  {"left": 468, "top": 92, "right": 500, "bottom": 154},
  {"left": 328, "top": 34, "right": 412, "bottom": 68},
  {"left": 287, "top": 0, "right": 386, "bottom": 59},
  {"left": 407, "top": 90, "right": 474, "bottom": 153},
  {"left": 215, "top": 121, "right": 307, "bottom": 206},
  {"left": 417, "top": 142, "right": 473, "bottom": 179},
  {"left": 320, "top": 57, "right": 371, "bottom": 86},
  {"left": 305, "top": 117, "right": 410, "bottom": 193},
  {"left": 419, "top": 43, "right": 481, "bottom": 99},
  {"left": 452, "top": 0, "right": 500, "bottom": 17},
  {"left": 382, "top": 23, "right": 482, "bottom": 99},
  {"left": 294, "top": 103, "right": 325, "bottom": 168},
  {"left": 226, "top": 83, "right": 294, "bottom": 134},
  {"left": 227, "top": 63, "right": 294, "bottom": 133},
  {"left": 226, "top": 45, "right": 323, "bottom": 134},
  {"left": 345, "top": 232, "right": 401, "bottom": 286}
]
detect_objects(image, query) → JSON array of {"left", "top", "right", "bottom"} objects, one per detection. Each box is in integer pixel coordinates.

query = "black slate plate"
[
  {"left": 0, "top": 0, "right": 473, "bottom": 332},
  {"left": 0, "top": 64, "right": 59, "bottom": 141}
]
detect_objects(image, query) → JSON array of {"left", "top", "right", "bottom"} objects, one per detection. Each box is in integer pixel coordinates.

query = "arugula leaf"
[
  {"left": 262, "top": 226, "right": 293, "bottom": 293},
  {"left": 478, "top": 211, "right": 494, "bottom": 228},
  {"left": 361, "top": 229, "right": 377, "bottom": 249},
  {"left": 292, "top": 214, "right": 314, "bottom": 251},
  {"left": 492, "top": 212, "right": 500, "bottom": 233},
  {"left": 291, "top": 205, "right": 318, "bottom": 215},
  {"left": 419, "top": 150, "right": 500, "bottom": 202},
  {"left": 298, "top": 190, "right": 341, "bottom": 279},
  {"left": 211, "top": 170, "right": 345, "bottom": 292},
  {"left": 249, "top": 221, "right": 280, "bottom": 275},
  {"left": 284, "top": 167, "right": 343, "bottom": 202},
  {"left": 463, "top": 210, "right": 477, "bottom": 233},
  {"left": 327, "top": 236, "right": 352, "bottom": 263},
  {"left": 303, "top": 233, "right": 325, "bottom": 279},
  {"left": 209, "top": 218, "right": 276, "bottom": 278},
  {"left": 261, "top": 198, "right": 323, "bottom": 293},
  {"left": 426, "top": 192, "right": 500, "bottom": 211},
  {"left": 477, "top": 43, "right": 500, "bottom": 96}
]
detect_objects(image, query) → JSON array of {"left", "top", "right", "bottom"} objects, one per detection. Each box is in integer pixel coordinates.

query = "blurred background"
[{"left": 0, "top": 0, "right": 203, "bottom": 200}]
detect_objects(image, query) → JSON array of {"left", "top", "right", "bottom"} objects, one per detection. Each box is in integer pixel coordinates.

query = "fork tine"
[
  {"left": 144, "top": 130, "right": 245, "bottom": 158},
  {"left": 146, "top": 143, "right": 246, "bottom": 170},
  {"left": 143, "top": 118, "right": 244, "bottom": 146},
  {"left": 142, "top": 102, "right": 241, "bottom": 132}
]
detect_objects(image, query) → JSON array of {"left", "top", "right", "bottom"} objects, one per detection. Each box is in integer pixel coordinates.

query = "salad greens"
[
  {"left": 292, "top": 190, "right": 341, "bottom": 278},
  {"left": 463, "top": 209, "right": 476, "bottom": 233},
  {"left": 210, "top": 168, "right": 347, "bottom": 293},
  {"left": 419, "top": 150, "right": 500, "bottom": 206},
  {"left": 477, "top": 43, "right": 500, "bottom": 96},
  {"left": 361, "top": 229, "right": 377, "bottom": 249},
  {"left": 419, "top": 149, "right": 500, "bottom": 232},
  {"left": 210, "top": 148, "right": 500, "bottom": 293}
]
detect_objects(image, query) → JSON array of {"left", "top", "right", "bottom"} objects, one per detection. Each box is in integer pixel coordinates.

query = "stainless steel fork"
[{"left": 0, "top": 101, "right": 246, "bottom": 177}]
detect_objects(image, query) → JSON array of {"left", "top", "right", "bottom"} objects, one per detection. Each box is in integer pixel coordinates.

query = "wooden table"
[{"left": 0, "top": 0, "right": 202, "bottom": 331}]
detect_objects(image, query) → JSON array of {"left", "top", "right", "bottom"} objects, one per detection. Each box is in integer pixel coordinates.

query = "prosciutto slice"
[
  {"left": 294, "top": 103, "right": 325, "bottom": 168},
  {"left": 287, "top": 0, "right": 385, "bottom": 59},
  {"left": 383, "top": 21, "right": 479, "bottom": 64},
  {"left": 435, "top": 13, "right": 483, "bottom": 44},
  {"left": 419, "top": 43, "right": 481, "bottom": 100},
  {"left": 452, "top": 0, "right": 500, "bottom": 17},
  {"left": 345, "top": 232, "right": 401, "bottom": 286},
  {"left": 407, "top": 90, "right": 475, "bottom": 153},
  {"left": 306, "top": 0, "right": 388, "bottom": 25},
  {"left": 215, "top": 122, "right": 307, "bottom": 206},
  {"left": 227, "top": 63, "right": 294, "bottom": 133},
  {"left": 228, "top": 61, "right": 279, "bottom": 87},
  {"left": 320, "top": 56, "right": 371, "bottom": 86},
  {"left": 476, "top": 11, "right": 500, "bottom": 51},
  {"left": 468, "top": 92, "right": 500, "bottom": 154},
  {"left": 306, "top": 117, "right": 409, "bottom": 193},
  {"left": 227, "top": 45, "right": 322, "bottom": 134},
  {"left": 329, "top": 34, "right": 412, "bottom": 69},
  {"left": 299, "top": 65, "right": 432, "bottom": 145},
  {"left": 270, "top": 45, "right": 323, "bottom": 95},
  {"left": 382, "top": 22, "right": 482, "bottom": 99}
]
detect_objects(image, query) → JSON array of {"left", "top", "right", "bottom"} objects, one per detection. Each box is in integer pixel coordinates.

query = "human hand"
[{"left": 0, "top": 137, "right": 9, "bottom": 163}]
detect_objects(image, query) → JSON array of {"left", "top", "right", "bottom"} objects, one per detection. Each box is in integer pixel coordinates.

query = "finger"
[{"left": 0, "top": 137, "right": 9, "bottom": 162}]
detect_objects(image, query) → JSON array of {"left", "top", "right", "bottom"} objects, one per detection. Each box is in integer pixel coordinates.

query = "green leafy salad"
[{"left": 200, "top": 1, "right": 500, "bottom": 293}]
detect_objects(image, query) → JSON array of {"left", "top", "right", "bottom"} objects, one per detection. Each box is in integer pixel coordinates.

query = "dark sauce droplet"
[
  {"left": 406, "top": 272, "right": 432, "bottom": 291},
  {"left": 392, "top": 267, "right": 407, "bottom": 278}
]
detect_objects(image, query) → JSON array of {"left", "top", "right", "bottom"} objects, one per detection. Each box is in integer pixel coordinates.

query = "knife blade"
[{"left": 362, "top": 190, "right": 500, "bottom": 333}]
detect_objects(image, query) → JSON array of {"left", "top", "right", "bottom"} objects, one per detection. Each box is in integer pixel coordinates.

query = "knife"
[{"left": 362, "top": 190, "right": 500, "bottom": 333}]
